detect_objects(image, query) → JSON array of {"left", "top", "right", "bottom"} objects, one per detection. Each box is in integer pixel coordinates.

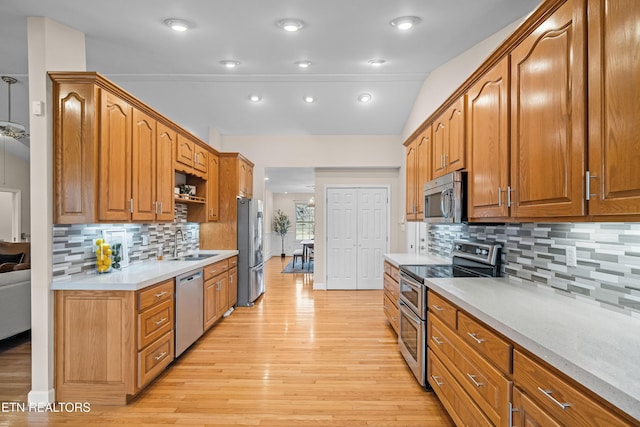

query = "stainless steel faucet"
[{"left": 173, "top": 229, "right": 185, "bottom": 258}]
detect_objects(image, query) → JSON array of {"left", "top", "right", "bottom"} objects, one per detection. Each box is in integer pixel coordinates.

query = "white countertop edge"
[
  {"left": 51, "top": 250, "right": 239, "bottom": 291},
  {"left": 383, "top": 252, "right": 451, "bottom": 267},
  {"left": 426, "top": 278, "right": 640, "bottom": 422}
]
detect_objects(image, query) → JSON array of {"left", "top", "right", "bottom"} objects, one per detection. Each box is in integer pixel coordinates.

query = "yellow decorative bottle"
[{"left": 95, "top": 238, "right": 113, "bottom": 274}]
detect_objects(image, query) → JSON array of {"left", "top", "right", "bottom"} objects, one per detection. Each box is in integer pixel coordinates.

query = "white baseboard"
[
  {"left": 313, "top": 282, "right": 326, "bottom": 290},
  {"left": 28, "top": 388, "right": 55, "bottom": 404}
]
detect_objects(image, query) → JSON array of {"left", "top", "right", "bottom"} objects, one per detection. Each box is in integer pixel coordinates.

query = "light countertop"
[
  {"left": 50, "top": 250, "right": 238, "bottom": 291},
  {"left": 426, "top": 277, "right": 640, "bottom": 422},
  {"left": 383, "top": 252, "right": 451, "bottom": 267}
]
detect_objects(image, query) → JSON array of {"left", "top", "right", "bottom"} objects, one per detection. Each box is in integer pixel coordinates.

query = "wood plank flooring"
[{"left": 0, "top": 257, "right": 453, "bottom": 426}]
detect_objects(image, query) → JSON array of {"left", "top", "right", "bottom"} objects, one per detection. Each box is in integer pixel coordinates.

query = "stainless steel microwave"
[{"left": 423, "top": 171, "right": 467, "bottom": 223}]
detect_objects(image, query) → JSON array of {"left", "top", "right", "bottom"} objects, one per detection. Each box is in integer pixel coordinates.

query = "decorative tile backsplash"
[
  {"left": 52, "top": 204, "right": 200, "bottom": 281},
  {"left": 428, "top": 222, "right": 640, "bottom": 316}
]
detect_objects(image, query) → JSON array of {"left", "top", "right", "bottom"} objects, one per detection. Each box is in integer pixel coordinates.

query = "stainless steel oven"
[
  {"left": 398, "top": 240, "right": 502, "bottom": 388},
  {"left": 423, "top": 171, "right": 467, "bottom": 223}
]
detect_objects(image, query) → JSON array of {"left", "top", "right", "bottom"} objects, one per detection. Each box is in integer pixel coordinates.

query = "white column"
[{"left": 27, "top": 17, "right": 86, "bottom": 405}]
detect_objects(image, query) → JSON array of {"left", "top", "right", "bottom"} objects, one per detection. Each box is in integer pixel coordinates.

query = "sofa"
[{"left": 0, "top": 242, "right": 31, "bottom": 340}]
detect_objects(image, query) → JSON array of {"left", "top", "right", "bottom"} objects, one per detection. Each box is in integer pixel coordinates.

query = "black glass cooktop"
[{"left": 400, "top": 264, "right": 453, "bottom": 282}]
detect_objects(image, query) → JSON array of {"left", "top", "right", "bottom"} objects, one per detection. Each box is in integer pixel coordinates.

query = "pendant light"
[{"left": 0, "top": 76, "right": 29, "bottom": 140}]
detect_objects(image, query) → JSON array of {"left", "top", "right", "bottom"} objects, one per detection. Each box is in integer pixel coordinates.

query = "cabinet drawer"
[
  {"left": 204, "top": 259, "right": 228, "bottom": 281},
  {"left": 138, "top": 299, "right": 173, "bottom": 350},
  {"left": 428, "top": 350, "right": 493, "bottom": 427},
  {"left": 228, "top": 256, "right": 238, "bottom": 268},
  {"left": 138, "top": 330, "right": 174, "bottom": 389},
  {"left": 382, "top": 293, "right": 399, "bottom": 334},
  {"left": 427, "top": 313, "right": 457, "bottom": 365},
  {"left": 458, "top": 311, "right": 512, "bottom": 374},
  {"left": 383, "top": 261, "right": 399, "bottom": 282},
  {"left": 383, "top": 274, "right": 399, "bottom": 300},
  {"left": 514, "top": 350, "right": 632, "bottom": 427},
  {"left": 138, "top": 279, "right": 174, "bottom": 311},
  {"left": 428, "top": 291, "right": 457, "bottom": 329}
]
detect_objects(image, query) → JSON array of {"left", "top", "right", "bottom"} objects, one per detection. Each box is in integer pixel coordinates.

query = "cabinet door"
[
  {"left": 216, "top": 273, "right": 229, "bottom": 315},
  {"left": 228, "top": 266, "right": 237, "bottom": 307},
  {"left": 405, "top": 141, "right": 417, "bottom": 220},
  {"left": 467, "top": 57, "right": 510, "bottom": 219},
  {"left": 98, "top": 90, "right": 132, "bottom": 222},
  {"left": 208, "top": 153, "right": 219, "bottom": 221},
  {"left": 512, "top": 387, "right": 563, "bottom": 427},
  {"left": 416, "top": 127, "right": 432, "bottom": 216},
  {"left": 245, "top": 165, "right": 253, "bottom": 198},
  {"left": 131, "top": 109, "right": 156, "bottom": 222},
  {"left": 445, "top": 97, "right": 465, "bottom": 173},
  {"left": 194, "top": 144, "right": 208, "bottom": 176},
  {"left": 204, "top": 279, "right": 219, "bottom": 331},
  {"left": 53, "top": 83, "right": 97, "bottom": 224},
  {"left": 588, "top": 0, "right": 640, "bottom": 216},
  {"left": 510, "top": 0, "right": 586, "bottom": 218},
  {"left": 238, "top": 160, "right": 249, "bottom": 197},
  {"left": 156, "top": 123, "right": 175, "bottom": 222},
  {"left": 432, "top": 117, "right": 447, "bottom": 178},
  {"left": 176, "top": 134, "right": 194, "bottom": 168}
]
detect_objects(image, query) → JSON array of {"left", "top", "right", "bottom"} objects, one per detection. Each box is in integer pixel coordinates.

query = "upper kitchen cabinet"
[
  {"left": 509, "top": 0, "right": 586, "bottom": 218},
  {"left": 238, "top": 157, "right": 254, "bottom": 199},
  {"left": 51, "top": 72, "right": 191, "bottom": 224},
  {"left": 405, "top": 126, "right": 432, "bottom": 221},
  {"left": 175, "top": 134, "right": 208, "bottom": 179},
  {"left": 207, "top": 152, "right": 220, "bottom": 221},
  {"left": 587, "top": 0, "right": 640, "bottom": 217},
  {"left": 467, "top": 58, "right": 510, "bottom": 219},
  {"left": 432, "top": 96, "right": 465, "bottom": 179}
]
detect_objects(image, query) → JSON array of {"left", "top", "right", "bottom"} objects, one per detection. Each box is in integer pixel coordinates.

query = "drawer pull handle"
[
  {"left": 537, "top": 387, "right": 571, "bottom": 410},
  {"left": 430, "top": 375, "right": 444, "bottom": 387},
  {"left": 467, "top": 332, "right": 485, "bottom": 344},
  {"left": 154, "top": 351, "right": 167, "bottom": 361},
  {"left": 431, "top": 304, "right": 445, "bottom": 311},
  {"left": 154, "top": 291, "right": 168, "bottom": 298},
  {"left": 432, "top": 336, "right": 444, "bottom": 345},
  {"left": 155, "top": 317, "right": 167, "bottom": 325},
  {"left": 466, "top": 373, "right": 484, "bottom": 387}
]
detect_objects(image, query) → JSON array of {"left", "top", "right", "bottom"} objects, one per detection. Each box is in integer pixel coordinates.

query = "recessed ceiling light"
[
  {"left": 264, "top": 177, "right": 270, "bottom": 181},
  {"left": 368, "top": 59, "right": 386, "bottom": 67},
  {"left": 303, "top": 96, "right": 315, "bottom": 103},
  {"left": 390, "top": 16, "right": 422, "bottom": 30},
  {"left": 357, "top": 93, "right": 372, "bottom": 103},
  {"left": 249, "top": 94, "right": 262, "bottom": 102},
  {"left": 220, "top": 60, "right": 240, "bottom": 69},
  {"left": 295, "top": 61, "right": 312, "bottom": 69},
  {"left": 276, "top": 18, "right": 305, "bottom": 32},
  {"left": 164, "top": 19, "right": 191, "bottom": 32}
]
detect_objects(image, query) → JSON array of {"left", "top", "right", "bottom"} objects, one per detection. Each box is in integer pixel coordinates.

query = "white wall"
[
  {"left": 27, "top": 16, "right": 86, "bottom": 405},
  {"left": 0, "top": 148, "right": 30, "bottom": 238}
]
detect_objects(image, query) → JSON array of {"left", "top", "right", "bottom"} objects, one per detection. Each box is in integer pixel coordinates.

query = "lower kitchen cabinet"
[
  {"left": 228, "top": 264, "right": 238, "bottom": 307},
  {"left": 54, "top": 278, "right": 175, "bottom": 405},
  {"left": 382, "top": 261, "right": 399, "bottom": 334},
  {"left": 203, "top": 256, "right": 237, "bottom": 331},
  {"left": 428, "top": 290, "right": 637, "bottom": 426}
]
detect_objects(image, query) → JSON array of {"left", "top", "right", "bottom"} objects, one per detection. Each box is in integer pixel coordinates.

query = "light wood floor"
[{"left": 0, "top": 257, "right": 453, "bottom": 426}]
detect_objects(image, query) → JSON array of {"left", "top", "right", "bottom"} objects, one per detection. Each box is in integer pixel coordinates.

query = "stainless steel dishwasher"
[{"left": 175, "top": 269, "right": 204, "bottom": 357}]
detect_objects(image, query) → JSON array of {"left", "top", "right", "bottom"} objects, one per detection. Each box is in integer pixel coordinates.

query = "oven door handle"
[
  {"left": 399, "top": 299, "right": 422, "bottom": 324},
  {"left": 399, "top": 271, "right": 422, "bottom": 289}
]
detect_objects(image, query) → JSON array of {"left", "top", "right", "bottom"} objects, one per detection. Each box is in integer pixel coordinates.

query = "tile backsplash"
[
  {"left": 52, "top": 204, "right": 200, "bottom": 281},
  {"left": 428, "top": 222, "right": 640, "bottom": 316}
]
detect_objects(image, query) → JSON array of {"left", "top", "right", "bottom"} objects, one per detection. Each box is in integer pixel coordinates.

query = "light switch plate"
[{"left": 141, "top": 235, "right": 149, "bottom": 246}]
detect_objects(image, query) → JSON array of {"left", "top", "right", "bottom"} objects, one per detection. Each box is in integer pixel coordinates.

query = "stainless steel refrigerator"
[{"left": 236, "top": 198, "right": 264, "bottom": 306}]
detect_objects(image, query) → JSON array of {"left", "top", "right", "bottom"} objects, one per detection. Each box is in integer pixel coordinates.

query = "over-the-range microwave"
[{"left": 423, "top": 171, "right": 467, "bottom": 223}]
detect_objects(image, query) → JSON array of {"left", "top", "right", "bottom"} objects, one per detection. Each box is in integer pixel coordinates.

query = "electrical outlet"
[
  {"left": 566, "top": 246, "right": 577, "bottom": 267},
  {"left": 141, "top": 234, "right": 149, "bottom": 246}
]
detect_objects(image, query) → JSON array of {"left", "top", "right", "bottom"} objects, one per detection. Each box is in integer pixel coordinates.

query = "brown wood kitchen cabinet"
[
  {"left": 432, "top": 96, "right": 465, "bottom": 179},
  {"left": 204, "top": 258, "right": 232, "bottom": 330},
  {"left": 467, "top": 57, "right": 510, "bottom": 220},
  {"left": 405, "top": 126, "right": 431, "bottom": 221},
  {"left": 54, "top": 279, "right": 175, "bottom": 405},
  {"left": 51, "top": 72, "right": 184, "bottom": 224},
  {"left": 509, "top": 0, "right": 586, "bottom": 218},
  {"left": 207, "top": 152, "right": 220, "bottom": 221},
  {"left": 382, "top": 261, "right": 400, "bottom": 334},
  {"left": 587, "top": 0, "right": 640, "bottom": 217},
  {"left": 176, "top": 133, "right": 208, "bottom": 179},
  {"left": 228, "top": 256, "right": 238, "bottom": 307}
]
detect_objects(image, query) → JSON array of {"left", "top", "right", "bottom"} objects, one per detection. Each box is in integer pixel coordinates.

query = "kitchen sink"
[{"left": 169, "top": 254, "right": 218, "bottom": 261}]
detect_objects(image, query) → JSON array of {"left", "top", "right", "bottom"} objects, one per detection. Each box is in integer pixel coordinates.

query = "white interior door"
[
  {"left": 357, "top": 188, "right": 388, "bottom": 289},
  {"left": 326, "top": 188, "right": 358, "bottom": 290},
  {"left": 326, "top": 187, "right": 388, "bottom": 290}
]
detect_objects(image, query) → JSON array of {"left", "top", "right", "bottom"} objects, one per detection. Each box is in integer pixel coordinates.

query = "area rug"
[{"left": 281, "top": 260, "right": 314, "bottom": 273}]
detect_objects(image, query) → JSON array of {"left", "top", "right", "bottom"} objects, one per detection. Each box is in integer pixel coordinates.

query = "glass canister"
[{"left": 95, "top": 238, "right": 113, "bottom": 273}]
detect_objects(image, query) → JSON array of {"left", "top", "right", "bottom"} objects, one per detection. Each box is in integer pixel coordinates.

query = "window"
[{"left": 295, "top": 202, "right": 315, "bottom": 240}]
